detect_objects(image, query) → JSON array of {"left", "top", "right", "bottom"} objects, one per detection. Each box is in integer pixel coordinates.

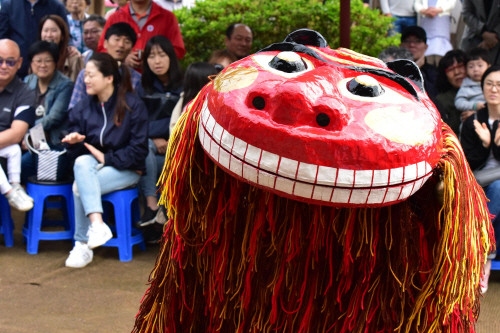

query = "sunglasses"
[{"left": 0, "top": 58, "right": 19, "bottom": 67}]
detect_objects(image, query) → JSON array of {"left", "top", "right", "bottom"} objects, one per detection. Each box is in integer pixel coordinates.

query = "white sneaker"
[
  {"left": 87, "top": 222, "right": 113, "bottom": 249},
  {"left": 5, "top": 187, "right": 33, "bottom": 211},
  {"left": 65, "top": 241, "right": 93, "bottom": 268},
  {"left": 480, "top": 259, "right": 492, "bottom": 294},
  {"left": 12, "top": 183, "right": 34, "bottom": 202}
]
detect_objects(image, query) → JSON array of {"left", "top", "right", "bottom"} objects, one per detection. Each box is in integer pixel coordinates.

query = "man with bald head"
[
  {"left": 225, "top": 23, "right": 253, "bottom": 60},
  {"left": 0, "top": 39, "right": 36, "bottom": 211}
]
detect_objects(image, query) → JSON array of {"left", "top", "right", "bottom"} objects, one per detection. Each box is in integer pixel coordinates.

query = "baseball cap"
[{"left": 401, "top": 26, "right": 427, "bottom": 44}]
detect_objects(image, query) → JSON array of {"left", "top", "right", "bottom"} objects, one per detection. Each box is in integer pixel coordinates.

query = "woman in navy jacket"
[{"left": 62, "top": 52, "right": 148, "bottom": 268}]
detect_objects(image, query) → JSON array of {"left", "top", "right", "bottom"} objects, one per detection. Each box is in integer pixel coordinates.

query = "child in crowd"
[
  {"left": 455, "top": 47, "right": 491, "bottom": 121},
  {"left": 0, "top": 145, "right": 33, "bottom": 211}
]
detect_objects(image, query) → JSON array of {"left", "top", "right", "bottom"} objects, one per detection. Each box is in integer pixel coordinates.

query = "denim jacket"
[{"left": 24, "top": 70, "right": 74, "bottom": 144}]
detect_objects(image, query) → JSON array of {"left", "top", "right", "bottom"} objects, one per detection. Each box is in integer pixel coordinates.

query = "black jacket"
[
  {"left": 461, "top": 107, "right": 500, "bottom": 170},
  {"left": 136, "top": 77, "right": 181, "bottom": 139},
  {"left": 67, "top": 92, "right": 149, "bottom": 172}
]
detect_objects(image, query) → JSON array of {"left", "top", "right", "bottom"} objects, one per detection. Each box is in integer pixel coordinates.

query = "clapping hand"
[{"left": 473, "top": 119, "right": 491, "bottom": 148}]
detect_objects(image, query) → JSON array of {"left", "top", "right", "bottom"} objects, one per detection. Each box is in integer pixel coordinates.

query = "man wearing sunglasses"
[{"left": 0, "top": 39, "right": 36, "bottom": 210}]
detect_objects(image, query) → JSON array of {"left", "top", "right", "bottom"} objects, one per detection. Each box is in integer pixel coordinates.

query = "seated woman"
[
  {"left": 39, "top": 15, "right": 84, "bottom": 82},
  {"left": 460, "top": 65, "right": 500, "bottom": 293},
  {"left": 62, "top": 53, "right": 148, "bottom": 268},
  {"left": 22, "top": 41, "right": 74, "bottom": 183},
  {"left": 135, "top": 35, "right": 183, "bottom": 227}
]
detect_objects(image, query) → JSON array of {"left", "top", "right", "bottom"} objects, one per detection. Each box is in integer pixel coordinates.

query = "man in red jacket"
[{"left": 97, "top": 0, "right": 185, "bottom": 71}]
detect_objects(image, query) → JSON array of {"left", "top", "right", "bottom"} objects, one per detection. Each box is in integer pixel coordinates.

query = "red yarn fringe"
[{"left": 133, "top": 87, "right": 494, "bottom": 332}]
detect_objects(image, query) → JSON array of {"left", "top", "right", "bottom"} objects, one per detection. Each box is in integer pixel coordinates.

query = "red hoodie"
[{"left": 97, "top": 2, "right": 186, "bottom": 59}]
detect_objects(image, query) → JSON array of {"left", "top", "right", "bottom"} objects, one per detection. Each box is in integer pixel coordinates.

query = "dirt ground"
[{"left": 1, "top": 210, "right": 500, "bottom": 332}]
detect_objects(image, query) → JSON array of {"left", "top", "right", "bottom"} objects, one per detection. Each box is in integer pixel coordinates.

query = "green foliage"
[{"left": 174, "top": 0, "right": 399, "bottom": 67}]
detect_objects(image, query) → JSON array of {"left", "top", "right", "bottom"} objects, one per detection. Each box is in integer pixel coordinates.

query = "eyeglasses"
[
  {"left": 32, "top": 59, "right": 54, "bottom": 65},
  {"left": 0, "top": 58, "right": 19, "bottom": 67},
  {"left": 484, "top": 82, "right": 500, "bottom": 90}
]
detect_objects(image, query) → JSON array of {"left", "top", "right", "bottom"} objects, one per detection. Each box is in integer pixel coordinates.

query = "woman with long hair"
[
  {"left": 62, "top": 53, "right": 148, "bottom": 268},
  {"left": 39, "top": 14, "right": 83, "bottom": 82},
  {"left": 135, "top": 35, "right": 182, "bottom": 230}
]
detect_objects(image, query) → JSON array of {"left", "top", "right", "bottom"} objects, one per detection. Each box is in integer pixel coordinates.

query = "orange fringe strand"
[{"left": 133, "top": 85, "right": 494, "bottom": 332}]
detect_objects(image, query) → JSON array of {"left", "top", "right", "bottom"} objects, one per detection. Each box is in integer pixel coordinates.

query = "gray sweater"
[{"left": 454, "top": 77, "right": 485, "bottom": 111}]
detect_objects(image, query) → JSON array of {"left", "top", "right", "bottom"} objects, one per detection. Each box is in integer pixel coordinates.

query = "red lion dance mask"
[{"left": 134, "top": 30, "right": 494, "bottom": 332}]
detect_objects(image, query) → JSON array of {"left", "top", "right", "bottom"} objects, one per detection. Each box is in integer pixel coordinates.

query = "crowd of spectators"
[
  {"left": 0, "top": 0, "right": 249, "bottom": 268},
  {"left": 375, "top": 0, "right": 500, "bottom": 293}
]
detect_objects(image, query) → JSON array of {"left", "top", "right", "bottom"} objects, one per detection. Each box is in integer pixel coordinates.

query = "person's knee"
[{"left": 74, "top": 155, "right": 95, "bottom": 172}]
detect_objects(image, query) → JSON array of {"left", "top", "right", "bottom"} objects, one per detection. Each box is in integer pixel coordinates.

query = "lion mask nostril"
[
  {"left": 252, "top": 96, "right": 266, "bottom": 110},
  {"left": 316, "top": 113, "right": 330, "bottom": 127}
]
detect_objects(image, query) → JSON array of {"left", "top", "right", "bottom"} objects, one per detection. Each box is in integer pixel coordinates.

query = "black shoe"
[
  {"left": 136, "top": 207, "right": 159, "bottom": 228},
  {"left": 142, "top": 223, "right": 164, "bottom": 244}
]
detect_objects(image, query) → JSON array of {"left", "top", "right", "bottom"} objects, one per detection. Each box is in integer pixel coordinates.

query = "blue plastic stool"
[
  {"left": 0, "top": 194, "right": 14, "bottom": 247},
  {"left": 492, "top": 259, "right": 500, "bottom": 271},
  {"left": 23, "top": 178, "right": 75, "bottom": 254},
  {"left": 100, "top": 187, "right": 145, "bottom": 262}
]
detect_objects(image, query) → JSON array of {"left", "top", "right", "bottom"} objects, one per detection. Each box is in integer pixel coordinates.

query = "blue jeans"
[
  {"left": 73, "top": 154, "right": 141, "bottom": 242},
  {"left": 139, "top": 139, "right": 165, "bottom": 197},
  {"left": 390, "top": 15, "right": 417, "bottom": 35},
  {"left": 485, "top": 180, "right": 500, "bottom": 252}
]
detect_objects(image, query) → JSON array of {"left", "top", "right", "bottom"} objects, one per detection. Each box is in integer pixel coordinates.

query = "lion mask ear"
[
  {"left": 386, "top": 59, "right": 425, "bottom": 93},
  {"left": 283, "top": 28, "right": 328, "bottom": 48}
]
